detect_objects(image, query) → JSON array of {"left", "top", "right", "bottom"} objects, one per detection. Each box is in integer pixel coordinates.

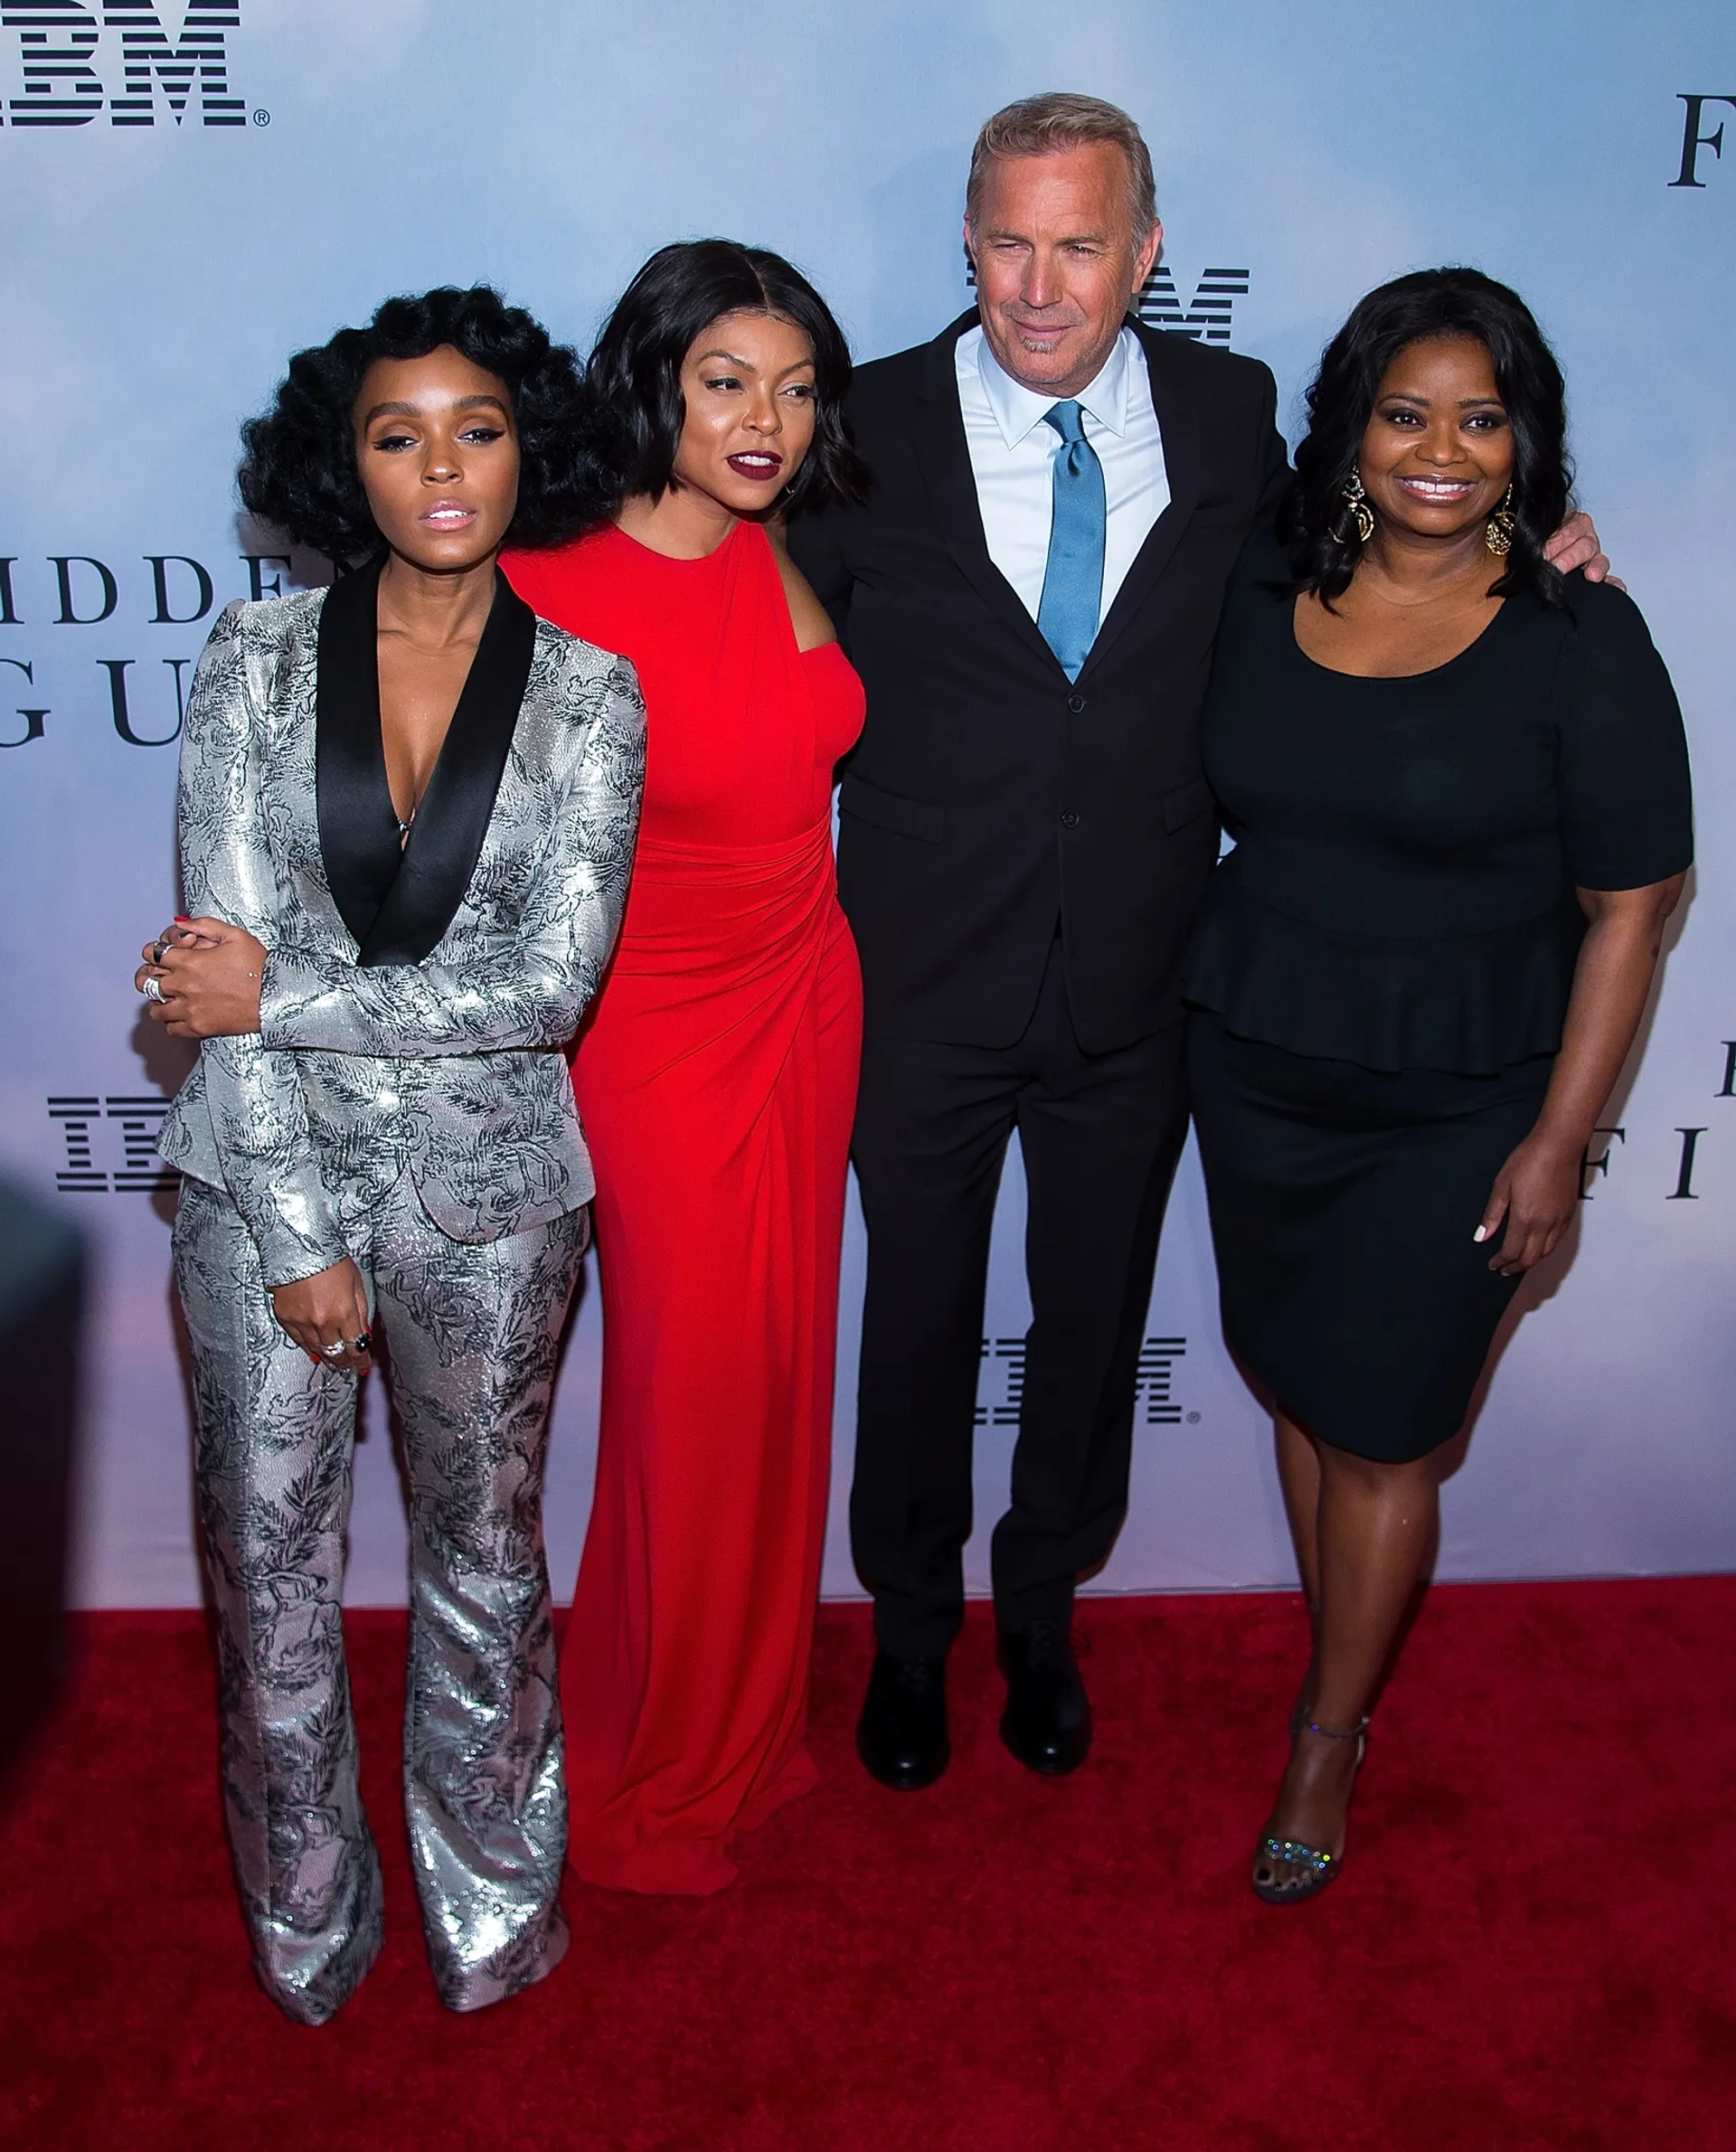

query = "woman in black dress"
[{"left": 1183, "top": 268, "right": 1692, "bottom": 1904}]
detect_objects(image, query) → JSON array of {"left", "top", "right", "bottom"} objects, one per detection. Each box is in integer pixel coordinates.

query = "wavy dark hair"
[
  {"left": 1285, "top": 267, "right": 1571, "bottom": 608},
  {"left": 237, "top": 285, "right": 601, "bottom": 562},
  {"left": 581, "top": 239, "right": 871, "bottom": 518}
]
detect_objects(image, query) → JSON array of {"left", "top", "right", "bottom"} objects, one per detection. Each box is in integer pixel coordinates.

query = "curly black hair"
[
  {"left": 581, "top": 239, "right": 872, "bottom": 519},
  {"left": 1285, "top": 267, "right": 1571, "bottom": 609},
  {"left": 237, "top": 285, "right": 603, "bottom": 562}
]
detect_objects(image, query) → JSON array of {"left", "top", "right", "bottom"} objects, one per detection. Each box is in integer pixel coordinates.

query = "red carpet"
[{"left": 3, "top": 1581, "right": 1732, "bottom": 2149}]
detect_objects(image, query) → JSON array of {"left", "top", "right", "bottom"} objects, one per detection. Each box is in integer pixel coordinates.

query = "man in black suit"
[{"left": 790, "top": 92, "right": 1600, "bottom": 1790}]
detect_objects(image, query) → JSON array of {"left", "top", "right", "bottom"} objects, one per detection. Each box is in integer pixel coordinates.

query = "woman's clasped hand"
[
  {"left": 135, "top": 916, "right": 266, "bottom": 1039},
  {"left": 136, "top": 921, "right": 373, "bottom": 1365}
]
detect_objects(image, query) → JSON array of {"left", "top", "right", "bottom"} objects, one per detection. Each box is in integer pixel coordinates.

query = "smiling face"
[
  {"left": 669, "top": 309, "right": 818, "bottom": 515},
  {"left": 352, "top": 345, "right": 521, "bottom": 571},
  {"left": 1356, "top": 335, "right": 1514, "bottom": 544},
  {"left": 967, "top": 144, "right": 1161, "bottom": 398}
]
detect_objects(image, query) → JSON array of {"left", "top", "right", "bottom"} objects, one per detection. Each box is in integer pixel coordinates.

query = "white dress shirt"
[{"left": 954, "top": 322, "right": 1170, "bottom": 633}]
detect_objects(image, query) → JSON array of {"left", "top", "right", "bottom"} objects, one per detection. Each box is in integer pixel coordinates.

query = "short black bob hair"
[
  {"left": 582, "top": 239, "right": 871, "bottom": 518},
  {"left": 238, "top": 285, "right": 599, "bottom": 562},
  {"left": 1285, "top": 266, "right": 1571, "bottom": 609}
]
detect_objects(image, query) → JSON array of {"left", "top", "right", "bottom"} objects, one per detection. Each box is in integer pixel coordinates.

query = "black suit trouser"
[{"left": 849, "top": 940, "right": 1190, "bottom": 1657}]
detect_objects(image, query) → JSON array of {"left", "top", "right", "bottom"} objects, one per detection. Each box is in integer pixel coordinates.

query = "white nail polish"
[{"left": 1472, "top": 1226, "right": 1488, "bottom": 1242}]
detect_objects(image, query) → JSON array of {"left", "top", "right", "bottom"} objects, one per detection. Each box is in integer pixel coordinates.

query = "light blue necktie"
[{"left": 1036, "top": 400, "right": 1106, "bottom": 681}]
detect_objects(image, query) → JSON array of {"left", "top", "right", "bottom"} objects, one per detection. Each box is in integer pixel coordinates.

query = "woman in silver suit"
[{"left": 133, "top": 287, "right": 645, "bottom": 2024}]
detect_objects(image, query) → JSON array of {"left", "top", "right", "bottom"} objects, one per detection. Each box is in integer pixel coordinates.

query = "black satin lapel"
[
  {"left": 1079, "top": 322, "right": 1203, "bottom": 681},
  {"left": 918, "top": 316, "right": 1063, "bottom": 676},
  {"left": 356, "top": 569, "right": 536, "bottom": 968},
  {"left": 315, "top": 553, "right": 401, "bottom": 952}
]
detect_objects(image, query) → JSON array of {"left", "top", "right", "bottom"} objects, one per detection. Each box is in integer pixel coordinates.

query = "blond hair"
[{"left": 966, "top": 92, "right": 1157, "bottom": 239}]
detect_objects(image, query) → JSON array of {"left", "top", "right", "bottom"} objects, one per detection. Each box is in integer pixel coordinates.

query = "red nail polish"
[{"left": 174, "top": 915, "right": 191, "bottom": 923}]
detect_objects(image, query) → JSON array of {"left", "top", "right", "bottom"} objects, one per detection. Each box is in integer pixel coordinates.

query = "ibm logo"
[
  {"left": 48, "top": 1094, "right": 176, "bottom": 1193},
  {"left": 964, "top": 253, "right": 1250, "bottom": 346},
  {"left": 976, "top": 1337, "right": 1027, "bottom": 1427},
  {"left": 1132, "top": 267, "right": 1250, "bottom": 345},
  {"left": 976, "top": 1336, "right": 1188, "bottom": 1428},
  {"left": 2, "top": 3, "right": 246, "bottom": 127},
  {"left": 1133, "top": 1336, "right": 1186, "bottom": 1424}
]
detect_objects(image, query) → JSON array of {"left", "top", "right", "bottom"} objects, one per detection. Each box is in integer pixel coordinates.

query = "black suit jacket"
[{"left": 789, "top": 308, "right": 1289, "bottom": 1054}]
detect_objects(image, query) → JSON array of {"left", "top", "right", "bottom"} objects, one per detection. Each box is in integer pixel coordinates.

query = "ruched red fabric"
[{"left": 505, "top": 522, "right": 863, "bottom": 1892}]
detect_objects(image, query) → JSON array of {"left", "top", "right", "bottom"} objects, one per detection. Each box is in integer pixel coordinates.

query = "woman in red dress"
[{"left": 505, "top": 242, "right": 870, "bottom": 1892}]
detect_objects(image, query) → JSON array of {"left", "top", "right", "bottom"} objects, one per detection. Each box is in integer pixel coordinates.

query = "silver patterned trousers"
[{"left": 172, "top": 1169, "right": 586, "bottom": 2025}]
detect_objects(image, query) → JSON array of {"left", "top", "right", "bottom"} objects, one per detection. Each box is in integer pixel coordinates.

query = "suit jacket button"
[
  {"left": 1060, "top": 811, "right": 1080, "bottom": 828},
  {"left": 1067, "top": 693, "right": 1087, "bottom": 713}
]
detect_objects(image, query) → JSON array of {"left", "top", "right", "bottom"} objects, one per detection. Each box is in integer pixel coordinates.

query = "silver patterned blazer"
[{"left": 158, "top": 561, "right": 646, "bottom": 1288}]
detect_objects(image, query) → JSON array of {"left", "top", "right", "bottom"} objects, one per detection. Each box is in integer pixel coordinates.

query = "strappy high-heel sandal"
[{"left": 1250, "top": 1715, "right": 1369, "bottom": 1908}]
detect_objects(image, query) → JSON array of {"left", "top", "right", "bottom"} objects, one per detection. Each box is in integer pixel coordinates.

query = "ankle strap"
[{"left": 1302, "top": 1715, "right": 1370, "bottom": 1742}]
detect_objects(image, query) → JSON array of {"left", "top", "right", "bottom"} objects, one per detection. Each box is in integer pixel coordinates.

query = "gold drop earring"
[
  {"left": 1341, "top": 470, "right": 1374, "bottom": 545},
  {"left": 1485, "top": 483, "right": 1515, "bottom": 558}
]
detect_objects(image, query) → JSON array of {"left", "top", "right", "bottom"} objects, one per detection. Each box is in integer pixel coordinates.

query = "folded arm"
[
  {"left": 257, "top": 658, "right": 645, "bottom": 1057},
  {"left": 165, "top": 603, "right": 348, "bottom": 1286}
]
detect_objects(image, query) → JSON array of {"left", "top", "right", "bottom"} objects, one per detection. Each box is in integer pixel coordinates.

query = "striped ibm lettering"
[
  {"left": 47, "top": 1094, "right": 176, "bottom": 1192},
  {"left": 963, "top": 250, "right": 1250, "bottom": 345},
  {"left": 1132, "top": 269, "right": 1250, "bottom": 345},
  {"left": 3, "top": 3, "right": 244, "bottom": 127},
  {"left": 976, "top": 1336, "right": 1188, "bottom": 1428},
  {"left": 1133, "top": 1338, "right": 1185, "bottom": 1425}
]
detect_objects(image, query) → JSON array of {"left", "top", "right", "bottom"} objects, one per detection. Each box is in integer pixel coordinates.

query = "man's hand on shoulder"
[{"left": 1544, "top": 509, "right": 1625, "bottom": 591}]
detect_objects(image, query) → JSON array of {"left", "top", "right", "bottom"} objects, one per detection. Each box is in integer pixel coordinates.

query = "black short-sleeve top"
[{"left": 1181, "top": 522, "right": 1694, "bottom": 1073}]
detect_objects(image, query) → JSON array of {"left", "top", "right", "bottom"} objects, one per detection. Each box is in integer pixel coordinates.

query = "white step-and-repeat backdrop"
[{"left": 1, "top": 1, "right": 1731, "bottom": 1606}]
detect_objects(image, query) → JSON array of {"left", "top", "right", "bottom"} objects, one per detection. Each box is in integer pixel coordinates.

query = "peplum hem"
[{"left": 1182, "top": 883, "right": 1584, "bottom": 1075}]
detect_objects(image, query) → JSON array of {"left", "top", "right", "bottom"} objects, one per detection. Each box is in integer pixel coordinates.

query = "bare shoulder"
[{"left": 764, "top": 519, "right": 837, "bottom": 653}]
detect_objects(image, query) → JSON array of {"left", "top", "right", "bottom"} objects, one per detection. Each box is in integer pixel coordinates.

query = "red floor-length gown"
[{"left": 505, "top": 520, "right": 863, "bottom": 1893}]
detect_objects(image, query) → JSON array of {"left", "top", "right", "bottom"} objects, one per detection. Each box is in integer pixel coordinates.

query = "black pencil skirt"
[{"left": 1186, "top": 1012, "right": 1556, "bottom": 1463}]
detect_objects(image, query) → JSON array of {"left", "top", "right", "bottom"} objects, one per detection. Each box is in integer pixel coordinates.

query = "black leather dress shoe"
[
  {"left": 998, "top": 1619, "right": 1092, "bottom": 1775},
  {"left": 856, "top": 1648, "right": 950, "bottom": 1790}
]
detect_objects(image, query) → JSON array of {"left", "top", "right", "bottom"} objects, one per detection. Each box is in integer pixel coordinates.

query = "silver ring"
[
  {"left": 320, "top": 1339, "right": 347, "bottom": 1359},
  {"left": 142, "top": 975, "right": 165, "bottom": 1004},
  {"left": 150, "top": 938, "right": 171, "bottom": 966},
  {"left": 351, "top": 1332, "right": 373, "bottom": 1354}
]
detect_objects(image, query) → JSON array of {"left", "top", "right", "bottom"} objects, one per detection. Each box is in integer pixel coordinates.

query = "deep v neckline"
[{"left": 315, "top": 553, "right": 538, "bottom": 967}]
